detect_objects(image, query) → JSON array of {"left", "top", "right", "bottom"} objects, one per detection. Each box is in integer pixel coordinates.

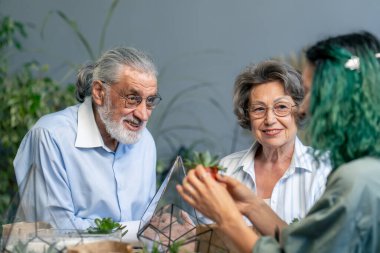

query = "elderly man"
[{"left": 14, "top": 47, "right": 161, "bottom": 231}]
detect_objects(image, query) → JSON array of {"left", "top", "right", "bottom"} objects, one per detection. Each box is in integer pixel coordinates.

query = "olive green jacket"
[{"left": 254, "top": 157, "right": 380, "bottom": 253}]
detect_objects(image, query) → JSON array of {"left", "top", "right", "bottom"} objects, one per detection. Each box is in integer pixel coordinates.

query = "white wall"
[{"left": 2, "top": 0, "right": 380, "bottom": 162}]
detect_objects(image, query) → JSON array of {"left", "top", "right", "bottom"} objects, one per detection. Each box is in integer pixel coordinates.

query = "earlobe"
[{"left": 92, "top": 81, "right": 105, "bottom": 106}]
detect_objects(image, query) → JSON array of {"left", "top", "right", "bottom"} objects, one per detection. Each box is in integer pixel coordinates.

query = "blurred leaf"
[
  {"left": 0, "top": 15, "right": 76, "bottom": 220},
  {"left": 55, "top": 10, "right": 95, "bottom": 60},
  {"left": 154, "top": 81, "right": 216, "bottom": 129},
  {"left": 99, "top": 0, "right": 120, "bottom": 55}
]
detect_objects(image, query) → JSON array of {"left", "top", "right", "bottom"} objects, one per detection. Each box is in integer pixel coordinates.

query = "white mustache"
[{"left": 122, "top": 116, "right": 143, "bottom": 126}]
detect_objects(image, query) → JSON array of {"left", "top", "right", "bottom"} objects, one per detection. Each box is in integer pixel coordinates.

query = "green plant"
[
  {"left": 145, "top": 240, "right": 185, "bottom": 253},
  {"left": 147, "top": 242, "right": 160, "bottom": 253},
  {"left": 8, "top": 240, "right": 59, "bottom": 253},
  {"left": 87, "top": 217, "right": 128, "bottom": 237},
  {"left": 0, "top": 15, "right": 76, "bottom": 222},
  {"left": 291, "top": 218, "right": 299, "bottom": 224},
  {"left": 168, "top": 240, "right": 184, "bottom": 253},
  {"left": 184, "top": 151, "right": 225, "bottom": 179},
  {"left": 10, "top": 240, "right": 32, "bottom": 253},
  {"left": 0, "top": 16, "right": 27, "bottom": 82}
]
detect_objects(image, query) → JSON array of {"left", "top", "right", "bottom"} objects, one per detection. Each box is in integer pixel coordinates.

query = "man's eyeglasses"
[
  {"left": 101, "top": 81, "right": 162, "bottom": 110},
  {"left": 246, "top": 101, "right": 297, "bottom": 119}
]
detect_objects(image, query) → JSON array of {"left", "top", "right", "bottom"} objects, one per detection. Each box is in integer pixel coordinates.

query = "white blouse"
[{"left": 220, "top": 137, "right": 331, "bottom": 224}]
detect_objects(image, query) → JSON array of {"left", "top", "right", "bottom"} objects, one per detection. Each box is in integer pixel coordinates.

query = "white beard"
[{"left": 97, "top": 97, "right": 146, "bottom": 144}]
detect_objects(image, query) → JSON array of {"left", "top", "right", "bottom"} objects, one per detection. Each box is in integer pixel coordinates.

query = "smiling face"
[
  {"left": 93, "top": 66, "right": 158, "bottom": 145},
  {"left": 249, "top": 81, "right": 298, "bottom": 150}
]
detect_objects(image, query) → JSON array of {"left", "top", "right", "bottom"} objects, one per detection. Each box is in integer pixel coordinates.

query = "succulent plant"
[
  {"left": 184, "top": 151, "right": 226, "bottom": 179},
  {"left": 87, "top": 217, "right": 128, "bottom": 237}
]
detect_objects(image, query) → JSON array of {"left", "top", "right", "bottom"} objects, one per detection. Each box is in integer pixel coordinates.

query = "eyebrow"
[
  {"left": 274, "top": 97, "right": 292, "bottom": 103},
  {"left": 120, "top": 87, "right": 158, "bottom": 97},
  {"left": 251, "top": 96, "right": 292, "bottom": 104},
  {"left": 121, "top": 87, "right": 139, "bottom": 95}
]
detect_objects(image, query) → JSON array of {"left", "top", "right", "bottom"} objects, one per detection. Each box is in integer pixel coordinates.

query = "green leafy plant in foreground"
[
  {"left": 168, "top": 240, "right": 185, "bottom": 253},
  {"left": 291, "top": 218, "right": 299, "bottom": 224},
  {"left": 87, "top": 217, "right": 128, "bottom": 237},
  {"left": 146, "top": 240, "right": 185, "bottom": 253},
  {"left": 11, "top": 241, "right": 59, "bottom": 253}
]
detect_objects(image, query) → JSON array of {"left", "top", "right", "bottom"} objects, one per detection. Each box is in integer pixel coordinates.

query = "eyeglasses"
[
  {"left": 101, "top": 81, "right": 162, "bottom": 110},
  {"left": 246, "top": 101, "right": 297, "bottom": 119}
]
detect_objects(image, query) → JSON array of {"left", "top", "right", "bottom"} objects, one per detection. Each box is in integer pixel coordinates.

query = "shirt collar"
[
  {"left": 233, "top": 136, "right": 312, "bottom": 175},
  {"left": 292, "top": 137, "right": 313, "bottom": 172},
  {"left": 230, "top": 142, "right": 258, "bottom": 175},
  {"left": 75, "top": 97, "right": 105, "bottom": 148}
]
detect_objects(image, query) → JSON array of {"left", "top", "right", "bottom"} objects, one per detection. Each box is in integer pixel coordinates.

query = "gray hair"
[
  {"left": 75, "top": 47, "right": 158, "bottom": 102},
  {"left": 233, "top": 60, "right": 304, "bottom": 130}
]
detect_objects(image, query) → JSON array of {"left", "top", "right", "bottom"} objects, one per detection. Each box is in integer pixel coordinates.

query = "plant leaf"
[
  {"left": 98, "top": 0, "right": 120, "bottom": 55},
  {"left": 56, "top": 10, "right": 95, "bottom": 60}
]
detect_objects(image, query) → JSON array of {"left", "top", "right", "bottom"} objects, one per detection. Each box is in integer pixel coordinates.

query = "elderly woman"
[
  {"left": 220, "top": 60, "right": 331, "bottom": 224},
  {"left": 177, "top": 31, "right": 380, "bottom": 252}
]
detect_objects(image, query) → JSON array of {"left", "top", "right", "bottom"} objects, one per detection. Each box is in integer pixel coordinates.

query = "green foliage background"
[{"left": 0, "top": 16, "right": 76, "bottom": 219}]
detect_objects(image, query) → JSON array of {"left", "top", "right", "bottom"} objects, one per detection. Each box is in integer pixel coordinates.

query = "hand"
[
  {"left": 215, "top": 173, "right": 259, "bottom": 216},
  {"left": 217, "top": 174, "right": 287, "bottom": 236},
  {"left": 177, "top": 166, "right": 259, "bottom": 253},
  {"left": 146, "top": 206, "right": 196, "bottom": 247},
  {"left": 176, "top": 165, "right": 243, "bottom": 225}
]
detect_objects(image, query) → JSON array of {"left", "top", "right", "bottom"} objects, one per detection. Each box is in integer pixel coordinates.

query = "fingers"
[
  {"left": 180, "top": 210, "right": 195, "bottom": 226},
  {"left": 185, "top": 167, "right": 209, "bottom": 189},
  {"left": 215, "top": 172, "right": 238, "bottom": 186},
  {"left": 182, "top": 175, "right": 199, "bottom": 196},
  {"left": 192, "top": 165, "right": 209, "bottom": 180},
  {"left": 176, "top": 168, "right": 209, "bottom": 207},
  {"left": 176, "top": 184, "right": 196, "bottom": 207}
]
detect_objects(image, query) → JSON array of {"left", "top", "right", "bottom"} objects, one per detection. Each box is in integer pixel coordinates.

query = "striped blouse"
[{"left": 220, "top": 137, "right": 332, "bottom": 224}]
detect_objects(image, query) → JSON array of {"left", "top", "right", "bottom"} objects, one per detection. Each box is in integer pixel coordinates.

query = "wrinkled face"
[
  {"left": 97, "top": 66, "right": 158, "bottom": 144},
  {"left": 299, "top": 62, "right": 315, "bottom": 118},
  {"left": 249, "top": 81, "right": 298, "bottom": 149}
]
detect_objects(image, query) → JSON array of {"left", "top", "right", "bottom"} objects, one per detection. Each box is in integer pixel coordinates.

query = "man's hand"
[{"left": 144, "top": 205, "right": 196, "bottom": 249}]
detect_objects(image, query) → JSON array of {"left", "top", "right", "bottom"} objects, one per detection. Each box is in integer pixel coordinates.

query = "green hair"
[{"left": 306, "top": 33, "right": 380, "bottom": 170}]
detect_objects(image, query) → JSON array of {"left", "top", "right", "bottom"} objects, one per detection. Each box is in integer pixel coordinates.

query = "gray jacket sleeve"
[{"left": 253, "top": 157, "right": 380, "bottom": 253}]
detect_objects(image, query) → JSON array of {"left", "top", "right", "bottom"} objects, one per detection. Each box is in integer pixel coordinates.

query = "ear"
[{"left": 92, "top": 80, "right": 105, "bottom": 106}]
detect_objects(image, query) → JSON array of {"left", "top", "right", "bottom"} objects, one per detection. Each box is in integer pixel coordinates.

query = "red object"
[{"left": 205, "top": 166, "right": 219, "bottom": 180}]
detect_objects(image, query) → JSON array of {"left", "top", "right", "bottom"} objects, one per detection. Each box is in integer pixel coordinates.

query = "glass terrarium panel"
[{"left": 137, "top": 156, "right": 231, "bottom": 253}]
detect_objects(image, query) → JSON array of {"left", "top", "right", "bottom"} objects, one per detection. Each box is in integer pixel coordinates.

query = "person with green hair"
[{"left": 177, "top": 31, "right": 380, "bottom": 253}]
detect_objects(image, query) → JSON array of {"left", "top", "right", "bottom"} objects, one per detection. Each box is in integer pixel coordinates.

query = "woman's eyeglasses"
[{"left": 246, "top": 102, "right": 297, "bottom": 119}]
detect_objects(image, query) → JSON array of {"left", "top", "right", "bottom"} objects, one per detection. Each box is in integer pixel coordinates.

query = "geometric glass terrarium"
[
  {"left": 1, "top": 164, "right": 122, "bottom": 253},
  {"left": 137, "top": 157, "right": 230, "bottom": 253}
]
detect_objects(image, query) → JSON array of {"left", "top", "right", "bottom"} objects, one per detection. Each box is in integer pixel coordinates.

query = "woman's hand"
[
  {"left": 215, "top": 173, "right": 259, "bottom": 216},
  {"left": 176, "top": 165, "right": 259, "bottom": 253},
  {"left": 176, "top": 165, "right": 243, "bottom": 224},
  {"left": 217, "top": 172, "right": 287, "bottom": 236}
]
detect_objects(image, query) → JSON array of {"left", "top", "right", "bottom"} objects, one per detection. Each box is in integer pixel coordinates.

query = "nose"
[
  {"left": 264, "top": 107, "right": 276, "bottom": 124},
  {"left": 133, "top": 101, "right": 151, "bottom": 122}
]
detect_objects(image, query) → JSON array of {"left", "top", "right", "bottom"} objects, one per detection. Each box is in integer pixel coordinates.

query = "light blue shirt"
[
  {"left": 220, "top": 137, "right": 331, "bottom": 224},
  {"left": 14, "top": 97, "right": 157, "bottom": 230}
]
